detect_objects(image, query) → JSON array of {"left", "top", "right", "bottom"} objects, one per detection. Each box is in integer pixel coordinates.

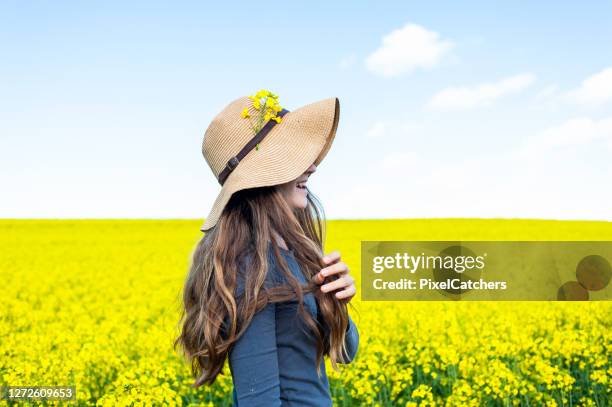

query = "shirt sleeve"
[
  {"left": 340, "top": 314, "right": 360, "bottom": 364},
  {"left": 228, "top": 301, "right": 281, "bottom": 406}
]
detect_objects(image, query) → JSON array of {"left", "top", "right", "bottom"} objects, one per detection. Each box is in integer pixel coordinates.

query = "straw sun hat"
[{"left": 200, "top": 92, "right": 340, "bottom": 232}]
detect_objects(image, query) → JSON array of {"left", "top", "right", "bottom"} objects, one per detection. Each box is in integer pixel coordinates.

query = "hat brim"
[{"left": 200, "top": 96, "right": 340, "bottom": 232}]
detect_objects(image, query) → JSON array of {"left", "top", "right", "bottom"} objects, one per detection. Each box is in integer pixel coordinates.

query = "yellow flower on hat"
[
  {"left": 242, "top": 89, "right": 284, "bottom": 149},
  {"left": 255, "top": 89, "right": 271, "bottom": 100},
  {"left": 265, "top": 97, "right": 276, "bottom": 108}
]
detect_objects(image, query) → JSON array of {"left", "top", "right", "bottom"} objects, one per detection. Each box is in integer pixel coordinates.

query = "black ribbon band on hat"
[{"left": 217, "top": 108, "right": 290, "bottom": 185}]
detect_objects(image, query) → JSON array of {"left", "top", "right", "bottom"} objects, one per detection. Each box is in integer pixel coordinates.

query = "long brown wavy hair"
[{"left": 174, "top": 185, "right": 353, "bottom": 388}]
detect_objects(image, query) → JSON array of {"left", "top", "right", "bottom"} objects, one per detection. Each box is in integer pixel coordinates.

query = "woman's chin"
[{"left": 292, "top": 196, "right": 308, "bottom": 209}]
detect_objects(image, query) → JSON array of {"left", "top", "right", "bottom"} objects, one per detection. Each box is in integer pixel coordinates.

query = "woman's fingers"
[
  {"left": 321, "top": 274, "right": 355, "bottom": 293},
  {"left": 313, "top": 251, "right": 356, "bottom": 301},
  {"left": 320, "top": 261, "right": 348, "bottom": 279},
  {"left": 334, "top": 284, "right": 356, "bottom": 300},
  {"left": 313, "top": 272, "right": 325, "bottom": 284},
  {"left": 313, "top": 253, "right": 342, "bottom": 284},
  {"left": 322, "top": 251, "right": 341, "bottom": 265}
]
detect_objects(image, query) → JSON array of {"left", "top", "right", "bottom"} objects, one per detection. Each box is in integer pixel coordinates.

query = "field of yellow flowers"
[{"left": 1, "top": 219, "right": 611, "bottom": 406}]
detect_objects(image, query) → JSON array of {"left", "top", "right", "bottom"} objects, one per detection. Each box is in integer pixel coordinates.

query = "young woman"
[{"left": 175, "top": 92, "right": 359, "bottom": 406}]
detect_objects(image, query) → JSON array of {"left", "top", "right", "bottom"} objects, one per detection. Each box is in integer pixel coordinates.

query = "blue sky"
[{"left": 2, "top": 1, "right": 612, "bottom": 221}]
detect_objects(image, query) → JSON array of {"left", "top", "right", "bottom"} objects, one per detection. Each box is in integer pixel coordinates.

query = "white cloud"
[
  {"left": 324, "top": 141, "right": 612, "bottom": 221},
  {"left": 528, "top": 84, "right": 561, "bottom": 112},
  {"left": 365, "top": 121, "right": 387, "bottom": 138},
  {"left": 380, "top": 151, "right": 421, "bottom": 170},
  {"left": 533, "top": 84, "right": 560, "bottom": 102},
  {"left": 365, "top": 120, "right": 424, "bottom": 139},
  {"left": 564, "top": 66, "right": 612, "bottom": 106},
  {"left": 365, "top": 23, "right": 453, "bottom": 78},
  {"left": 520, "top": 117, "right": 612, "bottom": 158},
  {"left": 427, "top": 73, "right": 536, "bottom": 110}
]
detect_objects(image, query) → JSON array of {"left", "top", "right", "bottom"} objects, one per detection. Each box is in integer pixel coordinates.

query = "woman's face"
[{"left": 279, "top": 163, "right": 317, "bottom": 209}]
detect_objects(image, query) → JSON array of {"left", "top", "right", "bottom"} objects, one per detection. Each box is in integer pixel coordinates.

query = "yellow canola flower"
[
  {"left": 242, "top": 89, "right": 284, "bottom": 138},
  {"left": 265, "top": 97, "right": 276, "bottom": 108},
  {"left": 254, "top": 89, "right": 269, "bottom": 99},
  {"left": 2, "top": 219, "right": 611, "bottom": 405}
]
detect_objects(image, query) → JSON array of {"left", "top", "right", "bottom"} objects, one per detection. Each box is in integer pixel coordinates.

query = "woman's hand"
[{"left": 314, "top": 251, "right": 356, "bottom": 302}]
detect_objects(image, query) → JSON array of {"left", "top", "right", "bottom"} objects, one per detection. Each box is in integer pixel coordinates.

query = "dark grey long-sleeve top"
[{"left": 228, "top": 243, "right": 359, "bottom": 406}]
